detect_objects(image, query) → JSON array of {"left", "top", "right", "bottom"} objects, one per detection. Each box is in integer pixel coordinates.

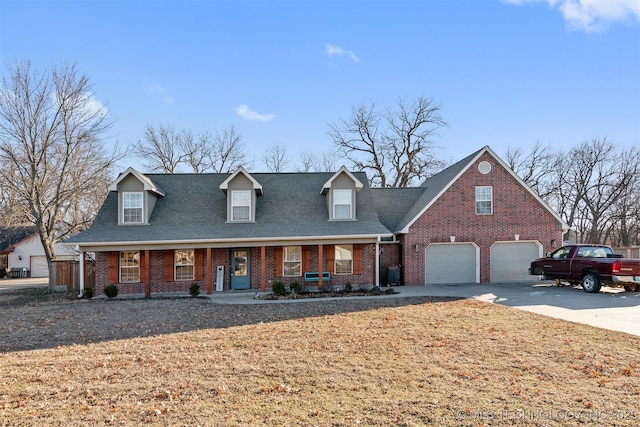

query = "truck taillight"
[{"left": 612, "top": 260, "right": 621, "bottom": 274}]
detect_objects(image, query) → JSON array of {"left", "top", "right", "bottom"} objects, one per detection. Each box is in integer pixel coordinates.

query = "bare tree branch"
[
  {"left": 262, "top": 144, "right": 290, "bottom": 172},
  {"left": 0, "top": 60, "right": 120, "bottom": 291},
  {"left": 328, "top": 96, "right": 446, "bottom": 187}
]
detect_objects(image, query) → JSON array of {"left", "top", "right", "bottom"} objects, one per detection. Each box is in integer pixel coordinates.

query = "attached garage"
[
  {"left": 425, "top": 242, "right": 479, "bottom": 284},
  {"left": 490, "top": 241, "right": 542, "bottom": 282},
  {"left": 30, "top": 256, "right": 49, "bottom": 278}
]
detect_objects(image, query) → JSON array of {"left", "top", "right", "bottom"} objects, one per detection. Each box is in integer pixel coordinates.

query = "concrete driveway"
[
  {"left": 0, "top": 277, "right": 48, "bottom": 292},
  {"left": 417, "top": 281, "right": 640, "bottom": 337}
]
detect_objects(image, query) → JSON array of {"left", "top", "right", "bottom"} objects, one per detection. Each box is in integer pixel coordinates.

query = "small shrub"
[
  {"left": 84, "top": 287, "right": 94, "bottom": 299},
  {"left": 189, "top": 282, "right": 200, "bottom": 297},
  {"left": 370, "top": 286, "right": 381, "bottom": 295},
  {"left": 344, "top": 282, "right": 352, "bottom": 292},
  {"left": 290, "top": 281, "right": 302, "bottom": 294},
  {"left": 272, "top": 280, "right": 287, "bottom": 296},
  {"left": 104, "top": 284, "right": 119, "bottom": 299}
]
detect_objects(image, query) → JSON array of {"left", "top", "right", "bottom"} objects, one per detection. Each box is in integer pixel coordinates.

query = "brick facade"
[
  {"left": 94, "top": 243, "right": 377, "bottom": 296},
  {"left": 89, "top": 148, "right": 565, "bottom": 295},
  {"left": 397, "top": 152, "right": 563, "bottom": 285}
]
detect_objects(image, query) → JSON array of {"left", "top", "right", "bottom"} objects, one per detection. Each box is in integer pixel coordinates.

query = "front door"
[{"left": 231, "top": 249, "right": 250, "bottom": 289}]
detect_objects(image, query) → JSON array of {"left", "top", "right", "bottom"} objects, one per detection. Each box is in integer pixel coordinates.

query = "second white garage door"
[
  {"left": 425, "top": 243, "right": 479, "bottom": 284},
  {"left": 490, "top": 241, "right": 542, "bottom": 282}
]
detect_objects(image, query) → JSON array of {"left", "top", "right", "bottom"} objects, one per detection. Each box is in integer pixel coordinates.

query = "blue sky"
[{"left": 1, "top": 0, "right": 639, "bottom": 172}]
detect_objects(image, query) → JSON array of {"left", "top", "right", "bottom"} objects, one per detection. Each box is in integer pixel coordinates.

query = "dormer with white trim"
[
  {"left": 219, "top": 166, "right": 263, "bottom": 222},
  {"left": 108, "top": 168, "right": 165, "bottom": 225},
  {"left": 321, "top": 166, "right": 364, "bottom": 221}
]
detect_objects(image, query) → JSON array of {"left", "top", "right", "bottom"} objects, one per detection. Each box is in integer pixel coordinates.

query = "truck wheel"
[{"left": 581, "top": 274, "right": 601, "bottom": 293}]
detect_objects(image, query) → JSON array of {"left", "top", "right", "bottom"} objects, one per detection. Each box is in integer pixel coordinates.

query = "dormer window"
[
  {"left": 123, "top": 192, "right": 143, "bottom": 224},
  {"left": 108, "top": 168, "right": 164, "bottom": 226},
  {"left": 220, "top": 167, "right": 262, "bottom": 223},
  {"left": 231, "top": 190, "right": 252, "bottom": 221},
  {"left": 322, "top": 166, "right": 362, "bottom": 221},
  {"left": 333, "top": 189, "right": 353, "bottom": 220}
]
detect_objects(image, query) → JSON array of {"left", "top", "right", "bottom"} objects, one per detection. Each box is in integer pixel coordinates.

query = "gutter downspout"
[{"left": 76, "top": 245, "right": 84, "bottom": 298}]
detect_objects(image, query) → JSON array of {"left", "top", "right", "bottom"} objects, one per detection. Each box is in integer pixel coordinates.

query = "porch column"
[
  {"left": 144, "top": 250, "right": 151, "bottom": 298},
  {"left": 206, "top": 247, "right": 213, "bottom": 294},
  {"left": 78, "top": 248, "right": 85, "bottom": 295},
  {"left": 261, "top": 245, "right": 266, "bottom": 292},
  {"left": 317, "top": 243, "right": 323, "bottom": 290},
  {"left": 375, "top": 237, "right": 380, "bottom": 287}
]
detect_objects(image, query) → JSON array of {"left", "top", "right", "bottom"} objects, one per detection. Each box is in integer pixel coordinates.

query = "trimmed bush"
[
  {"left": 290, "top": 281, "right": 302, "bottom": 293},
  {"left": 104, "top": 284, "right": 119, "bottom": 299},
  {"left": 272, "top": 280, "right": 287, "bottom": 296},
  {"left": 189, "top": 282, "right": 200, "bottom": 297},
  {"left": 84, "top": 287, "right": 94, "bottom": 299}
]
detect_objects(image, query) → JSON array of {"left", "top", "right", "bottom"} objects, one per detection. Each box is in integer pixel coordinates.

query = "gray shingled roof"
[
  {"left": 371, "top": 147, "right": 483, "bottom": 233},
  {"left": 0, "top": 226, "right": 37, "bottom": 252},
  {"left": 68, "top": 171, "right": 392, "bottom": 245}
]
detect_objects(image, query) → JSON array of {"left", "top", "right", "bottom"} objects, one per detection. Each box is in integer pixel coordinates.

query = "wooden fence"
[
  {"left": 51, "top": 259, "right": 95, "bottom": 291},
  {"left": 612, "top": 246, "right": 640, "bottom": 259}
]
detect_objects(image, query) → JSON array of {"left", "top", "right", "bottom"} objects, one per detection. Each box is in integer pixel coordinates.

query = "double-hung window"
[
  {"left": 123, "top": 192, "right": 143, "bottom": 224},
  {"left": 231, "top": 190, "right": 251, "bottom": 221},
  {"left": 335, "top": 244, "right": 353, "bottom": 274},
  {"left": 283, "top": 246, "right": 302, "bottom": 276},
  {"left": 175, "top": 250, "right": 194, "bottom": 280},
  {"left": 475, "top": 186, "right": 493, "bottom": 215},
  {"left": 333, "top": 189, "right": 352, "bottom": 220},
  {"left": 120, "top": 251, "right": 140, "bottom": 282}
]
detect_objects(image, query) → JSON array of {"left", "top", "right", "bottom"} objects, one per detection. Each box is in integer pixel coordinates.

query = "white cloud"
[
  {"left": 235, "top": 104, "right": 276, "bottom": 122},
  {"left": 83, "top": 92, "right": 109, "bottom": 117},
  {"left": 503, "top": 0, "right": 640, "bottom": 31},
  {"left": 325, "top": 43, "right": 360, "bottom": 63},
  {"left": 148, "top": 84, "right": 175, "bottom": 104}
]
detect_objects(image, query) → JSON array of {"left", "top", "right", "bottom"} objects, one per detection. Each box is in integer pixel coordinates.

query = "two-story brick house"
[{"left": 67, "top": 146, "right": 569, "bottom": 296}]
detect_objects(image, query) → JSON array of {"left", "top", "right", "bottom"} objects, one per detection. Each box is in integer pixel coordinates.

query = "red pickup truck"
[{"left": 529, "top": 244, "right": 640, "bottom": 293}]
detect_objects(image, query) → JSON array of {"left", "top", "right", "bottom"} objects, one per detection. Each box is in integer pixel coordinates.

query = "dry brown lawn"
[{"left": 0, "top": 291, "right": 639, "bottom": 426}]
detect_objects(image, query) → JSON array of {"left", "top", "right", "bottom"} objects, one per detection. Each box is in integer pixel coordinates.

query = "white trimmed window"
[
  {"left": 333, "top": 189, "right": 352, "bottom": 220},
  {"left": 283, "top": 246, "right": 302, "bottom": 277},
  {"left": 231, "top": 190, "right": 251, "bottom": 221},
  {"left": 475, "top": 186, "right": 493, "bottom": 215},
  {"left": 120, "top": 251, "right": 140, "bottom": 282},
  {"left": 335, "top": 244, "right": 353, "bottom": 275},
  {"left": 122, "top": 192, "right": 143, "bottom": 223},
  {"left": 175, "top": 250, "right": 194, "bottom": 280}
]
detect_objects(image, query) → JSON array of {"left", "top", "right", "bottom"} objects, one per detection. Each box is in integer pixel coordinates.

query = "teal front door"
[{"left": 231, "top": 249, "right": 250, "bottom": 289}]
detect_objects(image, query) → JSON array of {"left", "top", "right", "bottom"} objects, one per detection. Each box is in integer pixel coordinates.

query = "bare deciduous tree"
[
  {"left": 505, "top": 142, "right": 562, "bottom": 199},
  {"left": 328, "top": 96, "right": 447, "bottom": 187},
  {"left": 136, "top": 124, "right": 248, "bottom": 173},
  {"left": 136, "top": 124, "right": 185, "bottom": 173},
  {"left": 0, "top": 161, "right": 28, "bottom": 226},
  {"left": 508, "top": 138, "right": 640, "bottom": 245},
  {"left": 263, "top": 144, "right": 289, "bottom": 172},
  {"left": 298, "top": 150, "right": 340, "bottom": 172},
  {"left": 0, "top": 61, "right": 119, "bottom": 291},
  {"left": 207, "top": 125, "right": 247, "bottom": 173}
]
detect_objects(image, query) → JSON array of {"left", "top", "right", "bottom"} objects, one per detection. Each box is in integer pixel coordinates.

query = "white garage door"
[
  {"left": 425, "top": 243, "right": 478, "bottom": 284},
  {"left": 30, "top": 256, "right": 49, "bottom": 278},
  {"left": 490, "top": 241, "right": 542, "bottom": 282}
]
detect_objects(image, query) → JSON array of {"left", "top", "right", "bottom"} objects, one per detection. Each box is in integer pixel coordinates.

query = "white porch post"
[
  {"left": 77, "top": 245, "right": 85, "bottom": 297},
  {"left": 375, "top": 236, "right": 380, "bottom": 287}
]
